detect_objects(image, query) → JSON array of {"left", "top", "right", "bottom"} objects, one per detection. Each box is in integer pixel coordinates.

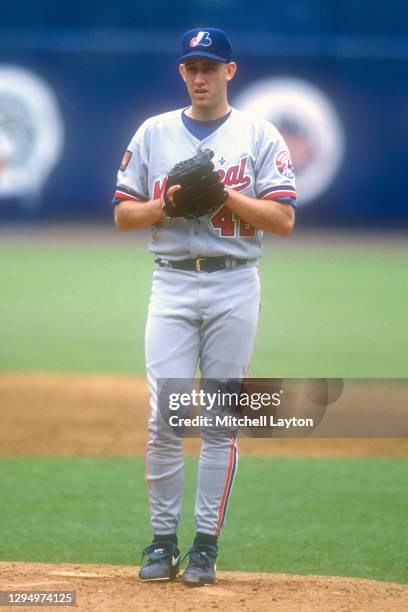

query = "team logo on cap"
[
  {"left": 275, "top": 150, "right": 295, "bottom": 179},
  {"left": 190, "top": 31, "right": 212, "bottom": 48}
]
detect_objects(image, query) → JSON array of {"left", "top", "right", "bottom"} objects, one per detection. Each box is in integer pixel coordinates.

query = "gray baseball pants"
[{"left": 144, "top": 263, "right": 260, "bottom": 536}]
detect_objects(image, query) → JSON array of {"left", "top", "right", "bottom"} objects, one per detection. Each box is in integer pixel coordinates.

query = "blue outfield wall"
[{"left": 0, "top": 26, "right": 407, "bottom": 228}]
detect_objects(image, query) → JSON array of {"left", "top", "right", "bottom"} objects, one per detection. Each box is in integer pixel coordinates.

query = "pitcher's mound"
[{"left": 0, "top": 562, "right": 407, "bottom": 611}]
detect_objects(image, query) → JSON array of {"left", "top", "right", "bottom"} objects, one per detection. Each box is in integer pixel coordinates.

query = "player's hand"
[
  {"left": 160, "top": 185, "right": 181, "bottom": 217},
  {"left": 166, "top": 184, "right": 181, "bottom": 207}
]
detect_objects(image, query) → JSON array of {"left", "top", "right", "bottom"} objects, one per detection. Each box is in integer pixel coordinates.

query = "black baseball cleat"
[
  {"left": 181, "top": 544, "right": 217, "bottom": 586},
  {"left": 138, "top": 542, "right": 180, "bottom": 581}
]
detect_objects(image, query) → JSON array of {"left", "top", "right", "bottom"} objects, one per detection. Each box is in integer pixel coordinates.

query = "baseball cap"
[{"left": 178, "top": 28, "right": 233, "bottom": 63}]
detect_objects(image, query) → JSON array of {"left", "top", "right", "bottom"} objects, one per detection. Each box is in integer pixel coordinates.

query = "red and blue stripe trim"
[
  {"left": 215, "top": 433, "right": 238, "bottom": 535},
  {"left": 111, "top": 184, "right": 148, "bottom": 205}
]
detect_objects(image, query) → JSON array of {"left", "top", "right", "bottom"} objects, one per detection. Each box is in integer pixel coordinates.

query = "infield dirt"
[
  {"left": 1, "top": 373, "right": 407, "bottom": 457},
  {"left": 1, "top": 562, "right": 408, "bottom": 612}
]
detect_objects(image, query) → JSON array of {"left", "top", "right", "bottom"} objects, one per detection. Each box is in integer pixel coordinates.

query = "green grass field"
[
  {"left": 0, "top": 234, "right": 407, "bottom": 585},
  {"left": 1, "top": 241, "right": 407, "bottom": 376},
  {"left": 0, "top": 456, "right": 407, "bottom": 584}
]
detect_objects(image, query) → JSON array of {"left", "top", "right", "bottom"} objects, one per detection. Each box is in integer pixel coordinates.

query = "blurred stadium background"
[
  {"left": 0, "top": 2, "right": 407, "bottom": 599},
  {"left": 0, "top": 0, "right": 408, "bottom": 227}
]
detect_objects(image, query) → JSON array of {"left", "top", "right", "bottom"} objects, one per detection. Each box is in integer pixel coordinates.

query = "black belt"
[{"left": 155, "top": 256, "right": 250, "bottom": 273}]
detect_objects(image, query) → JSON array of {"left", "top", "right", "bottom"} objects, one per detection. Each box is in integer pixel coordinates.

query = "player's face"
[{"left": 179, "top": 58, "right": 236, "bottom": 111}]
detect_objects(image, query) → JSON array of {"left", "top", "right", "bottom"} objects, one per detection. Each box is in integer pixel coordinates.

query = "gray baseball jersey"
[{"left": 113, "top": 107, "right": 297, "bottom": 259}]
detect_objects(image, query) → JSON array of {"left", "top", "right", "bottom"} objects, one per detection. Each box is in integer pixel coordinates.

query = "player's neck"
[{"left": 187, "top": 102, "right": 230, "bottom": 122}]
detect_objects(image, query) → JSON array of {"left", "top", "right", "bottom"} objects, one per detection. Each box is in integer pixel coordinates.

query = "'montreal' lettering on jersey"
[
  {"left": 153, "top": 156, "right": 251, "bottom": 199},
  {"left": 217, "top": 157, "right": 251, "bottom": 191},
  {"left": 190, "top": 32, "right": 212, "bottom": 47},
  {"left": 153, "top": 177, "right": 167, "bottom": 200}
]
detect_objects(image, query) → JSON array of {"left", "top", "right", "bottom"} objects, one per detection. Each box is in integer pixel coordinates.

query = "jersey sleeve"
[
  {"left": 111, "top": 123, "right": 149, "bottom": 205},
  {"left": 254, "top": 121, "right": 297, "bottom": 207}
]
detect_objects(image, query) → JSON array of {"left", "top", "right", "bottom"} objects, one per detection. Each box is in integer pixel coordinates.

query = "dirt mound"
[
  {"left": 1, "top": 562, "right": 407, "bottom": 611},
  {"left": 1, "top": 373, "right": 408, "bottom": 457}
]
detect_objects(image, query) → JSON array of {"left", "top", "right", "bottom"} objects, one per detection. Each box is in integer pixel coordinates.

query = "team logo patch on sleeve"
[
  {"left": 120, "top": 149, "right": 132, "bottom": 172},
  {"left": 275, "top": 150, "right": 295, "bottom": 179}
]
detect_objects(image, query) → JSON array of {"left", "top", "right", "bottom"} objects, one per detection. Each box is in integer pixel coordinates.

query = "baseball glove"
[{"left": 162, "top": 149, "right": 228, "bottom": 219}]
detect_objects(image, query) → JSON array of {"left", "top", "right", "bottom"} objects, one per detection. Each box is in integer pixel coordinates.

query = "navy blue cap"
[{"left": 179, "top": 28, "right": 233, "bottom": 63}]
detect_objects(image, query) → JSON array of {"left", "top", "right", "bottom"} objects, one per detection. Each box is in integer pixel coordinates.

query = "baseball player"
[{"left": 113, "top": 27, "right": 296, "bottom": 586}]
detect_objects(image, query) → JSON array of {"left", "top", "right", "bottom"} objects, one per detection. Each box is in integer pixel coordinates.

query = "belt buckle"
[{"left": 195, "top": 257, "right": 204, "bottom": 272}]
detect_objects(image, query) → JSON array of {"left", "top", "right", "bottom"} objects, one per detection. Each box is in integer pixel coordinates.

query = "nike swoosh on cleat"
[{"left": 172, "top": 555, "right": 180, "bottom": 567}]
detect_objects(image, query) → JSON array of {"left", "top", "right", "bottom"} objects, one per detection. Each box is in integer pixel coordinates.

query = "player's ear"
[
  {"left": 226, "top": 62, "right": 237, "bottom": 82},
  {"left": 179, "top": 63, "right": 187, "bottom": 82}
]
